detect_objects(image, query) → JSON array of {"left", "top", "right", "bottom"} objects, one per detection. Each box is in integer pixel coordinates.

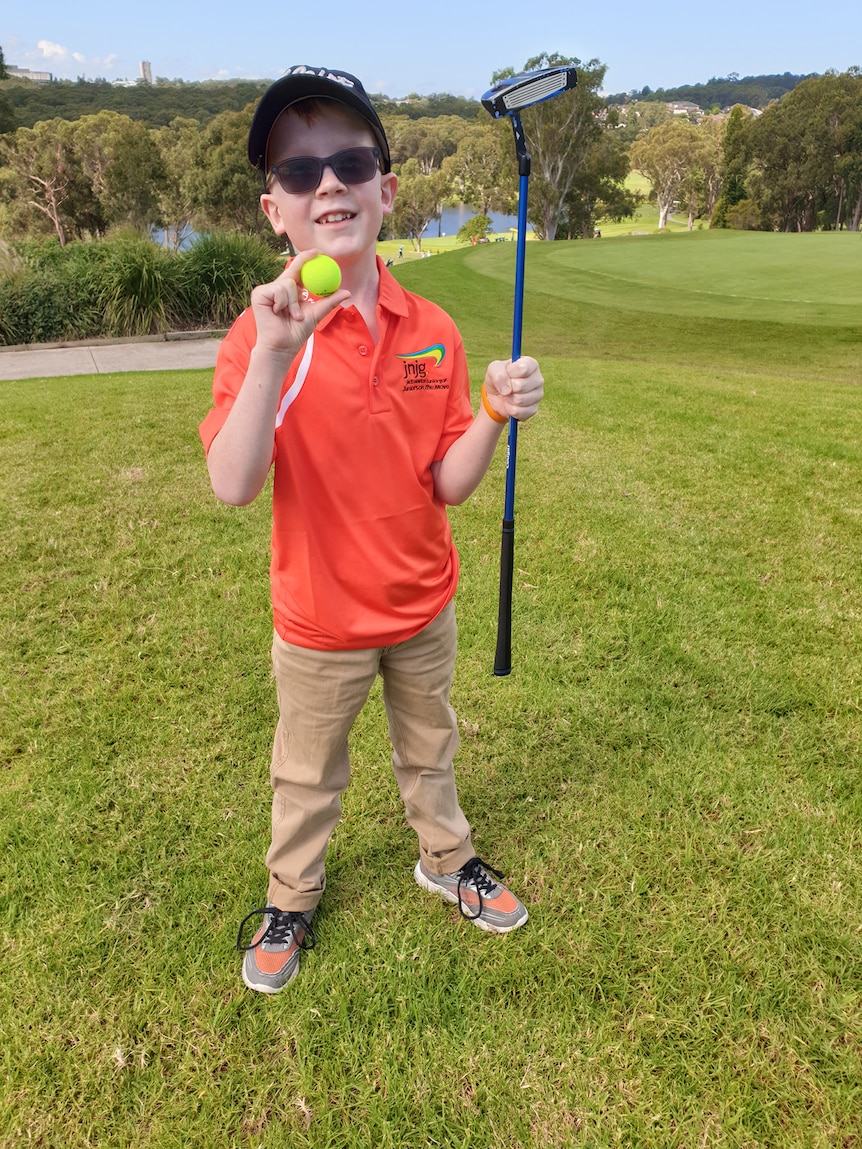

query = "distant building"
[
  {"left": 140, "top": 60, "right": 153, "bottom": 84},
  {"left": 5, "top": 64, "right": 53, "bottom": 83},
  {"left": 668, "top": 101, "right": 703, "bottom": 119}
]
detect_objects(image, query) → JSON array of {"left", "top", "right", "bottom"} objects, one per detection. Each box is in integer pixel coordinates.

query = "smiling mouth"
[{"left": 317, "top": 212, "right": 355, "bottom": 224}]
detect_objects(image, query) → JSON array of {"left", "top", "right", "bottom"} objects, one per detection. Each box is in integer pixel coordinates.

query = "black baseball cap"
[{"left": 248, "top": 65, "right": 391, "bottom": 174}]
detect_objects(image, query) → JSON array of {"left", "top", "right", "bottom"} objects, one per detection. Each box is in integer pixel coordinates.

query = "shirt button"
[
  {"left": 372, "top": 377, "right": 379, "bottom": 386},
  {"left": 358, "top": 345, "right": 369, "bottom": 356}
]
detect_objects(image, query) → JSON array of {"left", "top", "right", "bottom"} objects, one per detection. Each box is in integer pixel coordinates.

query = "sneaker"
[
  {"left": 236, "top": 905, "right": 316, "bottom": 994},
  {"left": 414, "top": 856, "right": 528, "bottom": 933}
]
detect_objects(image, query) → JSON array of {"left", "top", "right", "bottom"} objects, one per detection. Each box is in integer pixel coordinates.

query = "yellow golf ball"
[{"left": 300, "top": 254, "right": 342, "bottom": 297}]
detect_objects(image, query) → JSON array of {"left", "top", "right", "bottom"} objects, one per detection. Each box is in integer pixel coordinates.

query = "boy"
[{"left": 199, "top": 65, "right": 544, "bottom": 994}]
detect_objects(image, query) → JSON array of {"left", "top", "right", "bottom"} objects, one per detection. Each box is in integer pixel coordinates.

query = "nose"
[{"left": 316, "top": 161, "right": 346, "bottom": 192}]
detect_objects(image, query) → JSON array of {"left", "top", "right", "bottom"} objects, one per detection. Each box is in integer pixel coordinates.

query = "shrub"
[
  {"left": 456, "top": 214, "right": 493, "bottom": 244},
  {"left": 176, "top": 232, "right": 284, "bottom": 328},
  {"left": 98, "top": 236, "right": 180, "bottom": 337},
  {"left": 0, "top": 232, "right": 283, "bottom": 344},
  {"left": 0, "top": 241, "right": 106, "bottom": 345},
  {"left": 726, "top": 199, "right": 761, "bottom": 231}
]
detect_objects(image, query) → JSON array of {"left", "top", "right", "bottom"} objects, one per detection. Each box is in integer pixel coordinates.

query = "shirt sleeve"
[
  {"left": 432, "top": 322, "right": 474, "bottom": 462},
  {"left": 198, "top": 309, "right": 257, "bottom": 454}
]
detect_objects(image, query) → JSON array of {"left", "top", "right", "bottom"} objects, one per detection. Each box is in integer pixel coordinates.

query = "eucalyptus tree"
[
  {"left": 153, "top": 116, "right": 202, "bottom": 249},
  {"left": 490, "top": 52, "right": 609, "bottom": 240},
  {"left": 386, "top": 158, "right": 449, "bottom": 251},
  {"left": 189, "top": 106, "right": 266, "bottom": 234},
  {"left": 382, "top": 114, "right": 470, "bottom": 173},
  {"left": 558, "top": 127, "right": 640, "bottom": 237},
  {"left": 441, "top": 120, "right": 516, "bottom": 218},
  {"left": 747, "top": 69, "right": 862, "bottom": 231},
  {"left": 0, "top": 119, "right": 93, "bottom": 244},
  {"left": 72, "top": 111, "right": 167, "bottom": 233},
  {"left": 631, "top": 117, "right": 705, "bottom": 229}
]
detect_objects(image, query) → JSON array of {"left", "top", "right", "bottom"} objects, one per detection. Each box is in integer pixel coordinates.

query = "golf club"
[{"left": 481, "top": 64, "right": 578, "bottom": 675}]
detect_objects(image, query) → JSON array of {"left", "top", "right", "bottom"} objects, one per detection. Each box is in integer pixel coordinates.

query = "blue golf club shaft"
[{"left": 494, "top": 150, "right": 530, "bottom": 676}]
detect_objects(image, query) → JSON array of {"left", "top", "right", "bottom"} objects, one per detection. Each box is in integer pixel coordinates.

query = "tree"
[
  {"left": 72, "top": 111, "right": 167, "bottom": 233},
  {"left": 631, "top": 118, "right": 705, "bottom": 228},
  {"left": 442, "top": 120, "right": 516, "bottom": 218},
  {"left": 558, "top": 128, "right": 639, "bottom": 237},
  {"left": 490, "top": 53, "right": 608, "bottom": 241},
  {"left": 0, "top": 119, "right": 94, "bottom": 244},
  {"left": 711, "top": 105, "right": 753, "bottom": 227},
  {"left": 614, "top": 99, "right": 670, "bottom": 143},
  {"left": 456, "top": 214, "right": 493, "bottom": 243},
  {"left": 0, "top": 111, "right": 170, "bottom": 243},
  {"left": 746, "top": 91, "right": 820, "bottom": 230},
  {"left": 189, "top": 106, "right": 266, "bottom": 234},
  {"left": 387, "top": 159, "right": 449, "bottom": 251},
  {"left": 696, "top": 116, "right": 725, "bottom": 222},
  {"left": 382, "top": 114, "right": 470, "bottom": 173},
  {"left": 0, "top": 45, "right": 16, "bottom": 135},
  {"left": 153, "top": 117, "right": 201, "bottom": 249},
  {"left": 742, "top": 71, "right": 862, "bottom": 231}
]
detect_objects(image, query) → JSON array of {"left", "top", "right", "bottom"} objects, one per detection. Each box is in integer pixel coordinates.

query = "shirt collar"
[
  {"left": 313, "top": 255, "right": 409, "bottom": 333},
  {"left": 375, "top": 256, "right": 410, "bottom": 318}
]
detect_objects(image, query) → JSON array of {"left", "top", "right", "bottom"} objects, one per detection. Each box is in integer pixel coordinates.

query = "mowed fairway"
[{"left": 1, "top": 231, "right": 860, "bottom": 1147}]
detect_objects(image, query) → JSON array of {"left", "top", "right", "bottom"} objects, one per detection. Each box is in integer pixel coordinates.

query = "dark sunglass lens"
[
  {"left": 278, "top": 157, "right": 321, "bottom": 193},
  {"left": 334, "top": 149, "right": 378, "bottom": 183}
]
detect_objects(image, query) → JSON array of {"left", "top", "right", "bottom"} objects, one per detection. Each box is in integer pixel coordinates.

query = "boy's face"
[{"left": 260, "top": 103, "right": 397, "bottom": 264}]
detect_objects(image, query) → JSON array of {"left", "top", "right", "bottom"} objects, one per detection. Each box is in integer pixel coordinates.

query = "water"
[{"left": 421, "top": 204, "right": 526, "bottom": 239}]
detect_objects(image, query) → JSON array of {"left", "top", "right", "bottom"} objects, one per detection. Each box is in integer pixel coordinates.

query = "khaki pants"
[{"left": 266, "top": 602, "right": 475, "bottom": 912}]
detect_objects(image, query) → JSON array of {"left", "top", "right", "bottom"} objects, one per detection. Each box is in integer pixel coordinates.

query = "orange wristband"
[{"left": 481, "top": 383, "right": 508, "bottom": 424}]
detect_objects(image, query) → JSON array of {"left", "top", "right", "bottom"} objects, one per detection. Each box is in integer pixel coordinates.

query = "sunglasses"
[{"left": 268, "top": 147, "right": 381, "bottom": 195}]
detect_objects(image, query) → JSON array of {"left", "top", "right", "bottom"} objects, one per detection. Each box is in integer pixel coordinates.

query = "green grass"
[{"left": 2, "top": 232, "right": 861, "bottom": 1147}]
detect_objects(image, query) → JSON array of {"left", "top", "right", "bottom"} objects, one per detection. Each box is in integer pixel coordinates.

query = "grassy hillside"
[{"left": 2, "top": 230, "right": 860, "bottom": 1148}]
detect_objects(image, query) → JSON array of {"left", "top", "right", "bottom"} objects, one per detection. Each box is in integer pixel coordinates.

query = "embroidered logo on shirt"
[
  {"left": 396, "top": 344, "right": 446, "bottom": 367},
  {"left": 397, "top": 343, "right": 450, "bottom": 392}
]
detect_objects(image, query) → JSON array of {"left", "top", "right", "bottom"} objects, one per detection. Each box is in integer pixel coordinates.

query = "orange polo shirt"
[{"left": 199, "top": 260, "right": 474, "bottom": 650}]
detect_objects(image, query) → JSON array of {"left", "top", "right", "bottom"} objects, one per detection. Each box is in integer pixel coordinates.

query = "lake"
[{"left": 421, "top": 203, "right": 526, "bottom": 238}]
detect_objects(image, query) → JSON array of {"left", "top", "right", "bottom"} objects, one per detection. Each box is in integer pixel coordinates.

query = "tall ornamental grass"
[
  {"left": 176, "top": 232, "right": 285, "bottom": 328},
  {"left": 99, "top": 235, "right": 179, "bottom": 337}
]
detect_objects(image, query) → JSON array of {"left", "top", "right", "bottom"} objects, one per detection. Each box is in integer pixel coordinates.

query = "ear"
[
  {"left": 260, "top": 191, "right": 287, "bottom": 234},
  {"left": 380, "top": 172, "right": 398, "bottom": 218}
]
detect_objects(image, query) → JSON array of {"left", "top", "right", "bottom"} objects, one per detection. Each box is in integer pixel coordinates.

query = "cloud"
[
  {"left": 32, "top": 40, "right": 86, "bottom": 70},
  {"left": 25, "top": 41, "right": 125, "bottom": 80},
  {"left": 36, "top": 40, "right": 69, "bottom": 60}
]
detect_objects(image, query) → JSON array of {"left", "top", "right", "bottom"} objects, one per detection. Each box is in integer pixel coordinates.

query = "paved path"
[{"left": 0, "top": 335, "right": 222, "bottom": 381}]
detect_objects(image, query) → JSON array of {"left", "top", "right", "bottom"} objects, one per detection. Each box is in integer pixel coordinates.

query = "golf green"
[{"left": 465, "top": 229, "right": 862, "bottom": 326}]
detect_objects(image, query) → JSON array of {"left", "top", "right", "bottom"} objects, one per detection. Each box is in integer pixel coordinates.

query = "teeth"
[{"left": 320, "top": 213, "right": 353, "bottom": 223}]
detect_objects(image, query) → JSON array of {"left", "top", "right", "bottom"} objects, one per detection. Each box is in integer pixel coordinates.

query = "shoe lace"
[
  {"left": 455, "top": 856, "right": 504, "bottom": 921},
  {"left": 236, "top": 906, "right": 317, "bottom": 953}
]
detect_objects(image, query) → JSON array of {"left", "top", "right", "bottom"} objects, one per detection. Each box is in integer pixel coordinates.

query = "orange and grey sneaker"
[
  {"left": 414, "top": 856, "right": 528, "bottom": 933},
  {"left": 236, "top": 905, "right": 316, "bottom": 993}
]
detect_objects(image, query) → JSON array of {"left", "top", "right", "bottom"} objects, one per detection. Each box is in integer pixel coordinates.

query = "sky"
[{"left": 3, "top": 0, "right": 860, "bottom": 99}]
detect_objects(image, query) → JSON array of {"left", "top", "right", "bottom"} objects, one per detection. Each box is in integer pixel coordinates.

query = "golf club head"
[{"left": 481, "top": 66, "right": 578, "bottom": 118}]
